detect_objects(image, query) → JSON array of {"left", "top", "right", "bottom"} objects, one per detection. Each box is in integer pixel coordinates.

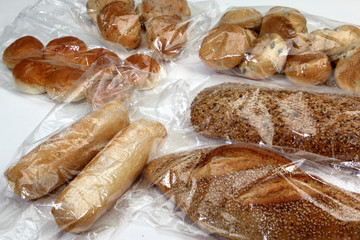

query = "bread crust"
[
  {"left": 145, "top": 144, "right": 360, "bottom": 240},
  {"left": 191, "top": 83, "right": 360, "bottom": 161},
  {"left": 219, "top": 7, "right": 263, "bottom": 31},
  {"left": 86, "top": 0, "right": 134, "bottom": 22},
  {"left": 5, "top": 101, "right": 130, "bottom": 200},
  {"left": 52, "top": 119, "right": 167, "bottom": 233}
]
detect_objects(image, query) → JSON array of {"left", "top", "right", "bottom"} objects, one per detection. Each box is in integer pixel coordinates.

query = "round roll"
[
  {"left": 86, "top": 0, "right": 134, "bottom": 22},
  {"left": 79, "top": 48, "right": 120, "bottom": 70},
  {"left": 3, "top": 35, "right": 44, "bottom": 69},
  {"left": 199, "top": 24, "right": 250, "bottom": 71},
  {"left": 12, "top": 58, "right": 55, "bottom": 94},
  {"left": 219, "top": 7, "right": 263, "bottom": 31}
]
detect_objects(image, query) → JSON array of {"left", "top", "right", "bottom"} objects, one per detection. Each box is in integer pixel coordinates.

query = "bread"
[
  {"left": 12, "top": 58, "right": 55, "bottom": 94},
  {"left": 79, "top": 48, "right": 120, "bottom": 71},
  {"left": 244, "top": 29, "right": 258, "bottom": 47},
  {"left": 97, "top": 2, "right": 141, "bottom": 49},
  {"left": 3, "top": 35, "right": 44, "bottom": 69},
  {"left": 5, "top": 101, "right": 130, "bottom": 200},
  {"left": 334, "top": 43, "right": 360, "bottom": 92},
  {"left": 219, "top": 7, "right": 263, "bottom": 31},
  {"left": 44, "top": 36, "right": 87, "bottom": 65},
  {"left": 260, "top": 6, "right": 308, "bottom": 49},
  {"left": 190, "top": 82, "right": 360, "bottom": 161},
  {"left": 239, "top": 33, "right": 287, "bottom": 80},
  {"left": 285, "top": 51, "right": 332, "bottom": 86},
  {"left": 144, "top": 143, "right": 360, "bottom": 240},
  {"left": 311, "top": 25, "right": 360, "bottom": 62},
  {"left": 45, "top": 66, "right": 85, "bottom": 102},
  {"left": 136, "top": 0, "right": 191, "bottom": 25},
  {"left": 199, "top": 24, "right": 250, "bottom": 71},
  {"left": 120, "top": 54, "right": 161, "bottom": 89},
  {"left": 86, "top": 77, "right": 132, "bottom": 108},
  {"left": 86, "top": 0, "right": 134, "bottom": 22},
  {"left": 52, "top": 119, "right": 167, "bottom": 233},
  {"left": 145, "top": 15, "right": 190, "bottom": 59}
]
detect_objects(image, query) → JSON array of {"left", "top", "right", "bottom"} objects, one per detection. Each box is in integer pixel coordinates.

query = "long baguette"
[
  {"left": 5, "top": 101, "right": 130, "bottom": 200},
  {"left": 190, "top": 83, "right": 360, "bottom": 161},
  {"left": 51, "top": 119, "right": 167, "bottom": 233},
  {"left": 144, "top": 144, "right": 360, "bottom": 240}
]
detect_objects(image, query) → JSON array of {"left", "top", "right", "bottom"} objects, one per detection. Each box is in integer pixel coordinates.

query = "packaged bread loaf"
[
  {"left": 190, "top": 82, "right": 360, "bottom": 162},
  {"left": 145, "top": 143, "right": 360, "bottom": 240},
  {"left": 5, "top": 101, "right": 130, "bottom": 200}
]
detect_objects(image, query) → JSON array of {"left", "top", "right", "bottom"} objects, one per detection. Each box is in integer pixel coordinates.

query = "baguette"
[
  {"left": 145, "top": 144, "right": 360, "bottom": 240},
  {"left": 190, "top": 83, "right": 360, "bottom": 161},
  {"left": 52, "top": 119, "right": 167, "bottom": 233},
  {"left": 5, "top": 101, "right": 130, "bottom": 200}
]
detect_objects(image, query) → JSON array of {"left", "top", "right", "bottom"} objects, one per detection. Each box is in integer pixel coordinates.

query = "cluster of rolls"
[
  {"left": 199, "top": 6, "right": 360, "bottom": 92},
  {"left": 87, "top": 0, "right": 191, "bottom": 58},
  {"left": 3, "top": 35, "right": 162, "bottom": 107}
]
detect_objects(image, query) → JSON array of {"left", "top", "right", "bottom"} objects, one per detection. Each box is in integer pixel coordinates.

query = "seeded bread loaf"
[
  {"left": 145, "top": 144, "right": 360, "bottom": 240},
  {"left": 190, "top": 83, "right": 360, "bottom": 161}
]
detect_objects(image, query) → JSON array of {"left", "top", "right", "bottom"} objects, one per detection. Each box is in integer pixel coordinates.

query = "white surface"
[{"left": 0, "top": 0, "right": 360, "bottom": 239}]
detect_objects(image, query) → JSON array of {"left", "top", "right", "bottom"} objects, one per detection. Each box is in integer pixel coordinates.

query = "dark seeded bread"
[
  {"left": 144, "top": 144, "right": 360, "bottom": 240},
  {"left": 190, "top": 83, "right": 360, "bottom": 161}
]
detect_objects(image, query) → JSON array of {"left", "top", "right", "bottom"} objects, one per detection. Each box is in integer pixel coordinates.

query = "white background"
[{"left": 0, "top": 0, "right": 360, "bottom": 239}]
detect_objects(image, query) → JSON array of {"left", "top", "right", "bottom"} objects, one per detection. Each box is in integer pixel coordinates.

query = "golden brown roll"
[
  {"left": 136, "top": 0, "right": 191, "bottom": 24},
  {"left": 285, "top": 51, "right": 332, "bottom": 86},
  {"left": 52, "top": 119, "right": 167, "bottom": 233},
  {"left": 145, "top": 15, "right": 190, "bottom": 59},
  {"left": 44, "top": 36, "right": 88, "bottom": 65},
  {"left": 45, "top": 66, "right": 85, "bottom": 102},
  {"left": 3, "top": 35, "right": 44, "bottom": 69},
  {"left": 145, "top": 143, "right": 360, "bottom": 240},
  {"left": 244, "top": 29, "right": 258, "bottom": 47},
  {"left": 239, "top": 33, "right": 287, "bottom": 80},
  {"left": 219, "top": 7, "right": 263, "bottom": 31},
  {"left": 12, "top": 58, "right": 55, "bottom": 94},
  {"left": 79, "top": 48, "right": 120, "bottom": 71},
  {"left": 86, "top": 0, "right": 134, "bottom": 22},
  {"left": 119, "top": 54, "right": 161, "bottom": 89},
  {"left": 199, "top": 24, "right": 250, "bottom": 71},
  {"left": 97, "top": 2, "right": 141, "bottom": 49},
  {"left": 260, "top": 6, "right": 308, "bottom": 47},
  {"left": 5, "top": 101, "right": 130, "bottom": 200},
  {"left": 334, "top": 43, "right": 360, "bottom": 92}
]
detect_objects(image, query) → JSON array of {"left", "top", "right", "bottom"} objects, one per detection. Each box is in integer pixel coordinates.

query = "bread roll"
[
  {"left": 285, "top": 51, "right": 332, "bottom": 86},
  {"left": 119, "top": 54, "right": 161, "bottom": 89},
  {"left": 260, "top": 6, "right": 308, "bottom": 49},
  {"left": 136, "top": 0, "right": 191, "bottom": 24},
  {"left": 239, "top": 33, "right": 287, "bottom": 80},
  {"left": 199, "top": 24, "right": 250, "bottom": 71},
  {"left": 191, "top": 82, "right": 360, "bottom": 161},
  {"left": 5, "top": 101, "right": 130, "bottom": 200},
  {"left": 52, "top": 119, "right": 167, "bottom": 233},
  {"left": 97, "top": 2, "right": 141, "bottom": 49},
  {"left": 79, "top": 48, "right": 120, "bottom": 71},
  {"left": 12, "top": 58, "right": 55, "bottom": 94},
  {"left": 86, "top": 0, "right": 134, "bottom": 22},
  {"left": 145, "top": 143, "right": 360, "bottom": 240},
  {"left": 45, "top": 66, "right": 85, "bottom": 102},
  {"left": 145, "top": 15, "right": 189, "bottom": 59},
  {"left": 3, "top": 35, "right": 44, "bottom": 69},
  {"left": 334, "top": 43, "right": 360, "bottom": 92},
  {"left": 219, "top": 7, "right": 262, "bottom": 31}
]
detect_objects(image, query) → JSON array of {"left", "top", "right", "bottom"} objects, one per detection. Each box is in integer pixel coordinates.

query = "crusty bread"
[
  {"left": 199, "top": 24, "right": 250, "bottom": 71},
  {"left": 52, "top": 119, "right": 167, "bottom": 233},
  {"left": 191, "top": 83, "right": 360, "bottom": 161},
  {"left": 12, "top": 58, "right": 55, "bottom": 94},
  {"left": 3, "top": 35, "right": 44, "bottom": 69},
  {"left": 285, "top": 51, "right": 332, "bottom": 85},
  {"left": 239, "top": 33, "right": 287, "bottom": 80},
  {"left": 145, "top": 15, "right": 189, "bottom": 59},
  {"left": 145, "top": 143, "right": 360, "bottom": 240},
  {"left": 86, "top": 0, "right": 134, "bottom": 22},
  {"left": 136, "top": 0, "right": 191, "bottom": 25},
  {"left": 219, "top": 7, "right": 262, "bottom": 31},
  {"left": 5, "top": 101, "right": 130, "bottom": 200},
  {"left": 97, "top": 2, "right": 141, "bottom": 49}
]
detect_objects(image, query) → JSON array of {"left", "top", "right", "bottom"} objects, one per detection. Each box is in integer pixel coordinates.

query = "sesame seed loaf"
[
  {"left": 144, "top": 144, "right": 360, "bottom": 240},
  {"left": 190, "top": 83, "right": 360, "bottom": 161}
]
